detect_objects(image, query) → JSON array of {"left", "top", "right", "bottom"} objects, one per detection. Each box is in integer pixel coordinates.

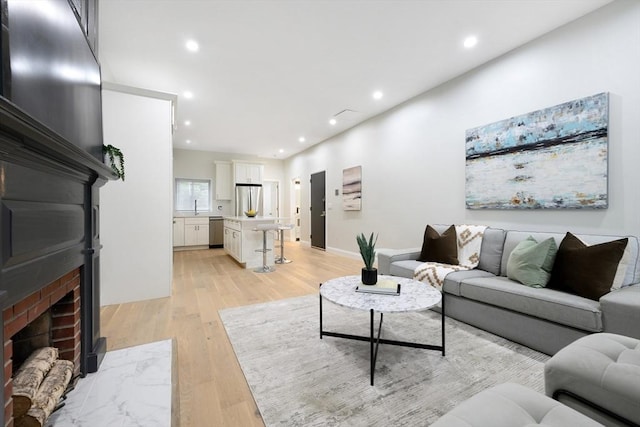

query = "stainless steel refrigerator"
[{"left": 235, "top": 184, "right": 262, "bottom": 216}]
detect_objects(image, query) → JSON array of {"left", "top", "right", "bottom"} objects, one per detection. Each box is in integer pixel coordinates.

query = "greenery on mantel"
[
  {"left": 356, "top": 232, "right": 378, "bottom": 271},
  {"left": 103, "top": 144, "right": 125, "bottom": 181}
]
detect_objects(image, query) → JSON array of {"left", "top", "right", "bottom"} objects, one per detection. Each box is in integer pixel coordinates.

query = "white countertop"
[
  {"left": 223, "top": 215, "right": 281, "bottom": 221},
  {"left": 174, "top": 212, "right": 224, "bottom": 218}
]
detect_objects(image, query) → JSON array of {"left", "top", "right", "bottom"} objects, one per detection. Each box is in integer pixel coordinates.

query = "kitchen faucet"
[{"left": 194, "top": 199, "right": 198, "bottom": 215}]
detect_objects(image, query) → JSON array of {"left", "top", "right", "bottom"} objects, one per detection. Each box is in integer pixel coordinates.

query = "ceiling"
[{"left": 98, "top": 0, "right": 612, "bottom": 160}]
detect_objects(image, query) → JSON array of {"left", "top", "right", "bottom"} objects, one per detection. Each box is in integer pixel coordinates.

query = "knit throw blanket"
[{"left": 414, "top": 225, "right": 487, "bottom": 291}]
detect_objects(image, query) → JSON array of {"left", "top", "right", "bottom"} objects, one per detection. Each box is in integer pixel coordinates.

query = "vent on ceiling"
[{"left": 333, "top": 109, "right": 360, "bottom": 119}]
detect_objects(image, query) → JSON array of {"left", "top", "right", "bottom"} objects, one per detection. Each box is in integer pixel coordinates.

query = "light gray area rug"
[{"left": 220, "top": 295, "right": 549, "bottom": 426}]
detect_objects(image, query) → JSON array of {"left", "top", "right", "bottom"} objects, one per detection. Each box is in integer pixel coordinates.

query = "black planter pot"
[{"left": 361, "top": 267, "right": 378, "bottom": 285}]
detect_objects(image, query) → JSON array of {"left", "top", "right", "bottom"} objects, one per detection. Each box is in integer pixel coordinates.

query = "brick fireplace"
[
  {"left": 2, "top": 269, "right": 82, "bottom": 426},
  {"left": 0, "top": 86, "right": 115, "bottom": 426}
]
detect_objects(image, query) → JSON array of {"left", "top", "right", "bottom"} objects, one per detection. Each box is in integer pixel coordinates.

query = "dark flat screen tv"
[{"left": 3, "top": 0, "right": 103, "bottom": 160}]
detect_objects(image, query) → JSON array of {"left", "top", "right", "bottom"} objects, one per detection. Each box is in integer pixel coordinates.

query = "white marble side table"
[{"left": 319, "top": 275, "right": 444, "bottom": 386}]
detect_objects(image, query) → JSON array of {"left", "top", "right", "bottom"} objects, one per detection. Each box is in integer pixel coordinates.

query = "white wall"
[
  {"left": 284, "top": 0, "right": 640, "bottom": 256},
  {"left": 101, "top": 87, "right": 174, "bottom": 305},
  {"left": 173, "top": 149, "right": 284, "bottom": 216}
]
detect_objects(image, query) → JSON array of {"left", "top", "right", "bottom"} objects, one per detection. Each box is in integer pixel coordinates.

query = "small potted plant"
[{"left": 357, "top": 232, "right": 378, "bottom": 285}]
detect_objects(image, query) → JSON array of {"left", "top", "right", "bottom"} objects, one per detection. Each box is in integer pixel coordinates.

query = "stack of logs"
[{"left": 11, "top": 347, "right": 74, "bottom": 427}]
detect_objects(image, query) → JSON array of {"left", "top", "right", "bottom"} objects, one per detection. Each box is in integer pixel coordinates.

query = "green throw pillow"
[{"left": 506, "top": 236, "right": 558, "bottom": 288}]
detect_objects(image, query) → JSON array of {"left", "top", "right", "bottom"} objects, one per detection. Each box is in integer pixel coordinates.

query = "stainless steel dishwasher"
[{"left": 209, "top": 216, "right": 224, "bottom": 248}]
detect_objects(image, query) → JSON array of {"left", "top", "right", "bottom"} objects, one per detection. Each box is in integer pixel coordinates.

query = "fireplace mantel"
[{"left": 0, "top": 99, "right": 114, "bottom": 181}]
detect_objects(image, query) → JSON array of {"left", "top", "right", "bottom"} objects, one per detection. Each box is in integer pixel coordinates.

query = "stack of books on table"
[{"left": 355, "top": 279, "right": 401, "bottom": 296}]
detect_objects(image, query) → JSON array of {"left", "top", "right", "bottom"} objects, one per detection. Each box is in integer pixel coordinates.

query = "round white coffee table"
[{"left": 319, "top": 275, "right": 445, "bottom": 386}]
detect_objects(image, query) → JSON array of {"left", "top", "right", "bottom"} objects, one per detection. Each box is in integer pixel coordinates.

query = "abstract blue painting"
[{"left": 465, "top": 93, "right": 609, "bottom": 209}]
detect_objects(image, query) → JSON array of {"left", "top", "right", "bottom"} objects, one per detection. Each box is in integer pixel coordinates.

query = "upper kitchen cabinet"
[
  {"left": 215, "top": 161, "right": 232, "bottom": 200},
  {"left": 234, "top": 162, "right": 263, "bottom": 185}
]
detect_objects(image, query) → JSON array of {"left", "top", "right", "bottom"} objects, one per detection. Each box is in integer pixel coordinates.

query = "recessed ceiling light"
[
  {"left": 184, "top": 120, "right": 191, "bottom": 126},
  {"left": 185, "top": 40, "right": 199, "bottom": 52},
  {"left": 373, "top": 91, "right": 383, "bottom": 100},
  {"left": 329, "top": 118, "right": 337, "bottom": 125},
  {"left": 279, "top": 149, "right": 285, "bottom": 153},
  {"left": 463, "top": 36, "right": 478, "bottom": 49},
  {"left": 183, "top": 91, "right": 193, "bottom": 99},
  {"left": 299, "top": 137, "right": 306, "bottom": 143},
  {"left": 186, "top": 139, "right": 192, "bottom": 144}
]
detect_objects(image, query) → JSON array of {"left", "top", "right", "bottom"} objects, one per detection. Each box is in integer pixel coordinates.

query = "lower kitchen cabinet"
[
  {"left": 174, "top": 217, "right": 209, "bottom": 248},
  {"left": 224, "top": 225, "right": 242, "bottom": 261},
  {"left": 184, "top": 217, "right": 209, "bottom": 246}
]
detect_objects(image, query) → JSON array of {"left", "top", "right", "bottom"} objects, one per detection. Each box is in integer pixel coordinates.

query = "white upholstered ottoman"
[
  {"left": 431, "top": 383, "right": 603, "bottom": 427},
  {"left": 544, "top": 333, "right": 640, "bottom": 426}
]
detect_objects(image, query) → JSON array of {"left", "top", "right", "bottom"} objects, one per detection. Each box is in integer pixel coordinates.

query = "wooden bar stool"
[
  {"left": 275, "top": 224, "right": 294, "bottom": 264},
  {"left": 253, "top": 223, "right": 279, "bottom": 273}
]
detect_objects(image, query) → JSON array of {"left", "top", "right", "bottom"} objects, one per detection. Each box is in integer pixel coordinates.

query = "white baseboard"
[
  {"left": 326, "top": 247, "right": 360, "bottom": 260},
  {"left": 299, "top": 242, "right": 369, "bottom": 264}
]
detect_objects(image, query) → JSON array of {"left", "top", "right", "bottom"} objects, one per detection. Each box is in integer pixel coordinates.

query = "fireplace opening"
[
  {"left": 3, "top": 269, "right": 82, "bottom": 427},
  {"left": 11, "top": 312, "right": 52, "bottom": 377}
]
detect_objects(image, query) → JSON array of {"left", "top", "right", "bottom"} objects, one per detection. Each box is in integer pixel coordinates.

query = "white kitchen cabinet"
[
  {"left": 215, "top": 161, "right": 232, "bottom": 200},
  {"left": 184, "top": 217, "right": 209, "bottom": 246},
  {"left": 173, "top": 218, "right": 185, "bottom": 247},
  {"left": 223, "top": 226, "right": 234, "bottom": 259},
  {"left": 223, "top": 217, "right": 274, "bottom": 268},
  {"left": 234, "top": 162, "right": 263, "bottom": 185},
  {"left": 224, "top": 219, "right": 242, "bottom": 261},
  {"left": 224, "top": 227, "right": 242, "bottom": 261}
]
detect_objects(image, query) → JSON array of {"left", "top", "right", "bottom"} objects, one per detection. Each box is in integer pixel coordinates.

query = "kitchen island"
[{"left": 223, "top": 216, "right": 278, "bottom": 269}]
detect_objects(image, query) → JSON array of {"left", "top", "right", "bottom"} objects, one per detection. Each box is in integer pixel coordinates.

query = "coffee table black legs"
[
  {"left": 319, "top": 284, "right": 445, "bottom": 386},
  {"left": 370, "top": 310, "right": 384, "bottom": 385}
]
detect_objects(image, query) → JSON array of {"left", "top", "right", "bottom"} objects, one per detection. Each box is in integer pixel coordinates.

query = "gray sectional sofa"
[{"left": 378, "top": 225, "right": 640, "bottom": 355}]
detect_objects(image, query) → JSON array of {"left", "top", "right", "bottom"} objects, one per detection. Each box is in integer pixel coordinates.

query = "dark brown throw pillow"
[
  {"left": 417, "top": 225, "right": 459, "bottom": 265},
  {"left": 547, "top": 232, "right": 628, "bottom": 301}
]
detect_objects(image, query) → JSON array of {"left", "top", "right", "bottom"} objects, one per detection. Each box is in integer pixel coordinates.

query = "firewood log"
[
  {"left": 15, "top": 359, "right": 73, "bottom": 427},
  {"left": 11, "top": 347, "right": 58, "bottom": 417}
]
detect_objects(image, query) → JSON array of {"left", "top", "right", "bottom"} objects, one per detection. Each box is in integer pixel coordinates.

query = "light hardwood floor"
[{"left": 100, "top": 243, "right": 362, "bottom": 426}]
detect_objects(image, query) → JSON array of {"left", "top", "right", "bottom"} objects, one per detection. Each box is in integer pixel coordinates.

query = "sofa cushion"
[
  {"left": 600, "top": 285, "right": 640, "bottom": 339},
  {"left": 612, "top": 243, "right": 633, "bottom": 290},
  {"left": 459, "top": 276, "right": 602, "bottom": 331},
  {"left": 388, "top": 260, "right": 495, "bottom": 297},
  {"left": 389, "top": 260, "right": 423, "bottom": 279},
  {"left": 477, "top": 228, "right": 506, "bottom": 275},
  {"left": 441, "top": 270, "right": 496, "bottom": 296},
  {"left": 417, "top": 225, "right": 458, "bottom": 264},
  {"left": 547, "top": 232, "right": 628, "bottom": 301},
  {"left": 507, "top": 236, "right": 557, "bottom": 288}
]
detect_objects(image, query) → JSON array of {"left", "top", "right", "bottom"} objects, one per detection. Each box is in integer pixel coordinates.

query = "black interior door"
[{"left": 310, "top": 171, "right": 326, "bottom": 250}]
